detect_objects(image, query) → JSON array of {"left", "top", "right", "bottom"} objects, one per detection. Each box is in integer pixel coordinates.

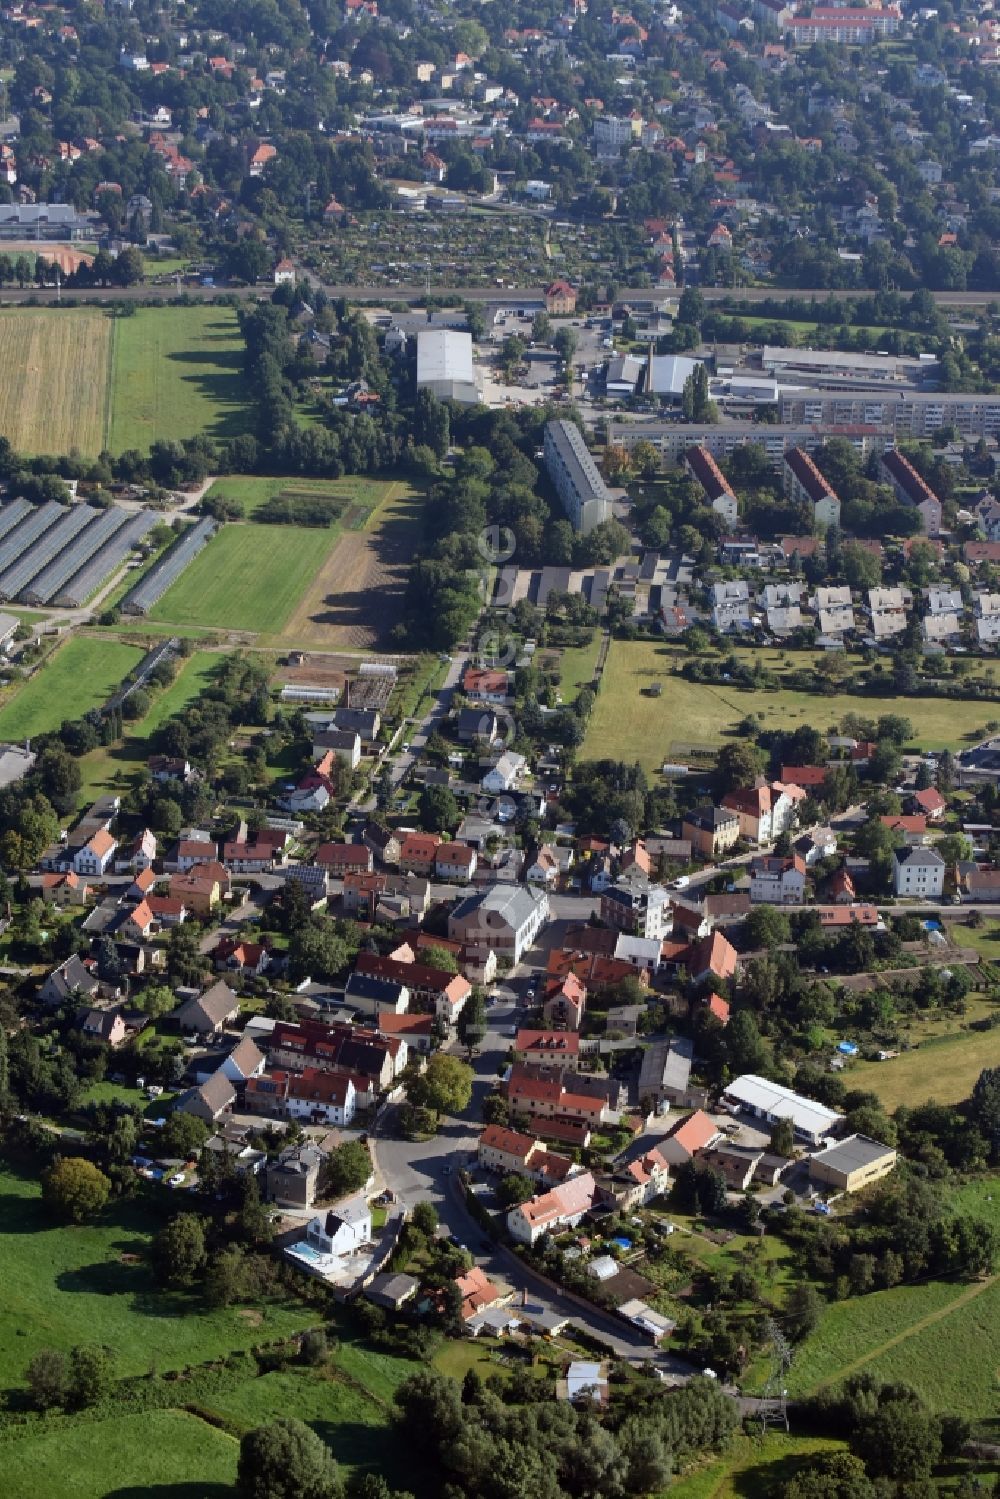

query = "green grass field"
[
  {"left": 848, "top": 1022, "right": 1000, "bottom": 1111},
  {"left": 787, "top": 1180, "right": 1000, "bottom": 1422},
  {"left": 583, "top": 642, "right": 1000, "bottom": 771},
  {"left": 3, "top": 1409, "right": 237, "bottom": 1499},
  {"left": 107, "top": 306, "right": 251, "bottom": 453},
  {"left": 204, "top": 1358, "right": 410, "bottom": 1478},
  {"left": 672, "top": 1433, "right": 847, "bottom": 1499},
  {"left": 0, "top": 1167, "right": 314, "bottom": 1390},
  {"left": 149, "top": 524, "right": 336, "bottom": 633},
  {"left": 557, "top": 634, "right": 604, "bottom": 702},
  {"left": 0, "top": 637, "right": 144, "bottom": 741},
  {"left": 77, "top": 649, "right": 226, "bottom": 803},
  {"left": 140, "top": 649, "right": 226, "bottom": 732}
]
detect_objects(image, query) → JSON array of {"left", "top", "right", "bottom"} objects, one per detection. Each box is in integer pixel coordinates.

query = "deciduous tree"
[
  {"left": 153, "top": 1212, "right": 207, "bottom": 1287},
  {"left": 41, "top": 1156, "right": 110, "bottom": 1223},
  {"left": 236, "top": 1417, "right": 342, "bottom": 1499}
]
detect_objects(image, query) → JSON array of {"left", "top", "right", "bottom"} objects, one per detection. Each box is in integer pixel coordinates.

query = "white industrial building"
[
  {"left": 645, "top": 353, "right": 703, "bottom": 403},
  {"left": 416, "top": 328, "right": 480, "bottom": 403},
  {"left": 721, "top": 1073, "right": 843, "bottom": 1146}
]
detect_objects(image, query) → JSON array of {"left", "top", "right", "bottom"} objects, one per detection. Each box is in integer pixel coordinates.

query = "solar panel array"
[
  {"left": 0, "top": 498, "right": 159, "bottom": 608},
  {"left": 120, "top": 517, "right": 217, "bottom": 614}
]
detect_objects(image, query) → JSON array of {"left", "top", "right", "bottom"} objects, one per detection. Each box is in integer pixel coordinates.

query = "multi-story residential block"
[
  {"left": 684, "top": 445, "right": 738, "bottom": 527},
  {"left": 879, "top": 449, "right": 942, "bottom": 536},
  {"left": 543, "top": 420, "right": 613, "bottom": 534},
  {"left": 599, "top": 883, "right": 670, "bottom": 939},
  {"left": 449, "top": 884, "right": 549, "bottom": 962},
  {"left": 783, "top": 447, "right": 841, "bottom": 530},
  {"left": 682, "top": 805, "right": 741, "bottom": 859}
]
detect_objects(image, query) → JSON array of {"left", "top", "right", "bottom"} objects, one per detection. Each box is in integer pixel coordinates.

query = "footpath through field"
[{"left": 809, "top": 1272, "right": 999, "bottom": 1392}]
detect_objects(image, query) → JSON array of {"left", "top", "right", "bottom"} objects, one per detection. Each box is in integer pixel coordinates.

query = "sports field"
[
  {"left": 107, "top": 305, "right": 250, "bottom": 452},
  {"left": 0, "top": 308, "right": 111, "bottom": 457},
  {"left": 582, "top": 641, "right": 1000, "bottom": 771},
  {"left": 0, "top": 636, "right": 143, "bottom": 740},
  {"left": 149, "top": 523, "right": 335, "bottom": 633}
]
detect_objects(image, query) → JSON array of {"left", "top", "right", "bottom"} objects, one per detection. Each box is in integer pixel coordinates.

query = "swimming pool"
[
  {"left": 611, "top": 1236, "right": 632, "bottom": 1250},
  {"left": 924, "top": 919, "right": 942, "bottom": 932},
  {"left": 290, "top": 1240, "right": 328, "bottom": 1264}
]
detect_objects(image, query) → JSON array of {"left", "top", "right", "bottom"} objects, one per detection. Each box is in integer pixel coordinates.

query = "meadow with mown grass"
[
  {"left": 0, "top": 1167, "right": 315, "bottom": 1389},
  {"left": 0, "top": 306, "right": 252, "bottom": 461},
  {"left": 0, "top": 636, "right": 144, "bottom": 741},
  {"left": 0, "top": 1162, "right": 426, "bottom": 1498},
  {"left": 148, "top": 523, "right": 337, "bottom": 634},
  {"left": 76, "top": 649, "right": 226, "bottom": 803},
  {"left": 582, "top": 641, "right": 1000, "bottom": 772},
  {"left": 3, "top": 1409, "right": 238, "bottom": 1499},
  {"left": 848, "top": 1020, "right": 1000, "bottom": 1111},
  {"left": 107, "top": 305, "right": 251, "bottom": 453},
  {"left": 780, "top": 1180, "right": 1000, "bottom": 1424}
]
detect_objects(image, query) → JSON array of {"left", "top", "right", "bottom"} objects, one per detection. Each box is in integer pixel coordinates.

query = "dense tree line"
[{"left": 393, "top": 1367, "right": 737, "bottom": 1499}]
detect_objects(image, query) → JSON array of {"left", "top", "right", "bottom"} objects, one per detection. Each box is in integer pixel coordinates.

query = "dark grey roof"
[
  {"left": 345, "top": 972, "right": 408, "bottom": 1003},
  {"left": 458, "top": 705, "right": 498, "bottom": 735},
  {"left": 685, "top": 804, "right": 738, "bottom": 830},
  {"left": 544, "top": 419, "right": 612, "bottom": 507},
  {"left": 811, "top": 1133, "right": 895, "bottom": 1171},
  {"left": 895, "top": 846, "right": 945, "bottom": 866},
  {"left": 175, "top": 980, "right": 238, "bottom": 1030}
]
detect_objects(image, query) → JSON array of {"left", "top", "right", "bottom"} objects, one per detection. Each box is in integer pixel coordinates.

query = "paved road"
[
  {"left": 370, "top": 996, "right": 699, "bottom": 1376},
  {"left": 394, "top": 649, "right": 470, "bottom": 787}
]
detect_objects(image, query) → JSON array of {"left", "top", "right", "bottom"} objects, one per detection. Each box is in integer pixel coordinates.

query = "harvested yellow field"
[{"left": 0, "top": 309, "right": 111, "bottom": 457}]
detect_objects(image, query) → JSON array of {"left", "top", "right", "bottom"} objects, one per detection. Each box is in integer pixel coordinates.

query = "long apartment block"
[{"left": 778, "top": 389, "right": 1000, "bottom": 440}]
